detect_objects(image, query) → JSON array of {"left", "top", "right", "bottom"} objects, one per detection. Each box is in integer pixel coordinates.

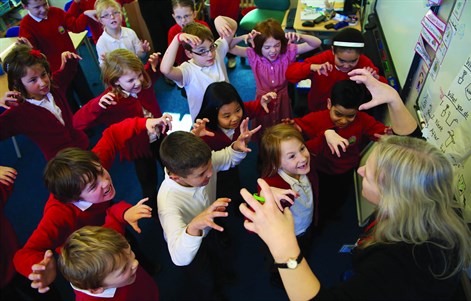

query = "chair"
[
  {"left": 239, "top": 0, "right": 290, "bottom": 31},
  {"left": 5, "top": 26, "right": 19, "bottom": 38}
]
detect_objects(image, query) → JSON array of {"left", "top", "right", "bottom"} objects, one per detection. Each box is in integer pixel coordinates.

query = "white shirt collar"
[
  {"left": 278, "top": 169, "right": 310, "bottom": 189},
  {"left": 219, "top": 126, "right": 235, "bottom": 140},
  {"left": 25, "top": 92, "right": 53, "bottom": 105},
  {"left": 72, "top": 200, "right": 94, "bottom": 211},
  {"left": 70, "top": 283, "right": 117, "bottom": 298},
  {"left": 121, "top": 90, "right": 138, "bottom": 98},
  {"left": 28, "top": 12, "right": 46, "bottom": 22}
]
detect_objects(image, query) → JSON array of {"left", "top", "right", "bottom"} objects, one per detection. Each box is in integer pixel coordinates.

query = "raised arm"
[
  {"left": 160, "top": 33, "right": 199, "bottom": 83},
  {"left": 348, "top": 69, "right": 418, "bottom": 135},
  {"left": 214, "top": 15, "right": 237, "bottom": 45},
  {"left": 285, "top": 32, "right": 322, "bottom": 55},
  {"left": 240, "top": 179, "right": 320, "bottom": 300}
]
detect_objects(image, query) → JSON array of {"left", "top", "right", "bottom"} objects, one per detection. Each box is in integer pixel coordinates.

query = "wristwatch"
[{"left": 274, "top": 252, "right": 303, "bottom": 269}]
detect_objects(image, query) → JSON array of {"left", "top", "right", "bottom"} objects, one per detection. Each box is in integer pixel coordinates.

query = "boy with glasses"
[
  {"left": 160, "top": 16, "right": 238, "bottom": 122},
  {"left": 95, "top": 0, "right": 150, "bottom": 66}
]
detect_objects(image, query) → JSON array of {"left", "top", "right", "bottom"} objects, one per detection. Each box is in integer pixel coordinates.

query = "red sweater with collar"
[
  {"left": 1, "top": 182, "right": 19, "bottom": 288},
  {"left": 0, "top": 60, "right": 89, "bottom": 161},
  {"left": 73, "top": 64, "right": 162, "bottom": 160},
  {"left": 286, "top": 50, "right": 387, "bottom": 112},
  {"left": 19, "top": 6, "right": 88, "bottom": 71},
  {"left": 67, "top": 0, "right": 134, "bottom": 44},
  {"left": 168, "top": 20, "right": 210, "bottom": 66},
  {"left": 294, "top": 109, "right": 386, "bottom": 175},
  {"left": 13, "top": 117, "right": 151, "bottom": 279},
  {"left": 260, "top": 160, "right": 319, "bottom": 226},
  {"left": 201, "top": 98, "right": 267, "bottom": 151}
]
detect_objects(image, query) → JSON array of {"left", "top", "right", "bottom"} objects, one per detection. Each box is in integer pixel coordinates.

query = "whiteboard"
[
  {"left": 375, "top": 0, "right": 431, "bottom": 88},
  {"left": 415, "top": 0, "right": 471, "bottom": 221}
]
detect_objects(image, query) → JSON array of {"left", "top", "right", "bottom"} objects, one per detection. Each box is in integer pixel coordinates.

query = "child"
[
  {"left": 19, "top": 0, "right": 94, "bottom": 109},
  {"left": 258, "top": 123, "right": 319, "bottom": 287},
  {"left": 168, "top": 0, "right": 210, "bottom": 67},
  {"left": 160, "top": 15, "right": 238, "bottom": 121},
  {"left": 229, "top": 18, "right": 322, "bottom": 135},
  {"left": 289, "top": 71, "right": 419, "bottom": 224},
  {"left": 286, "top": 27, "right": 387, "bottom": 113},
  {"left": 95, "top": 0, "right": 150, "bottom": 66},
  {"left": 59, "top": 225, "right": 159, "bottom": 301},
  {"left": 157, "top": 121, "right": 259, "bottom": 299},
  {"left": 13, "top": 116, "right": 171, "bottom": 294},
  {"left": 73, "top": 49, "right": 163, "bottom": 212},
  {"left": 67, "top": 0, "right": 134, "bottom": 44},
  {"left": 0, "top": 44, "right": 89, "bottom": 161},
  {"left": 194, "top": 81, "right": 276, "bottom": 200}
]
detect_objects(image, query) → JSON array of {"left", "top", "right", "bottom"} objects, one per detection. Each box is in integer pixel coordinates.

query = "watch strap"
[{"left": 273, "top": 251, "right": 303, "bottom": 269}]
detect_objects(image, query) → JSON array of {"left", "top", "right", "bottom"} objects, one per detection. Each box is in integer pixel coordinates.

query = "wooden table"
[{"left": 293, "top": 1, "right": 361, "bottom": 46}]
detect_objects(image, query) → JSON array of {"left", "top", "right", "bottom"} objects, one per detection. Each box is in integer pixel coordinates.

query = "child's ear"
[
  {"left": 168, "top": 172, "right": 181, "bottom": 181},
  {"left": 327, "top": 98, "right": 332, "bottom": 109},
  {"left": 89, "top": 287, "right": 105, "bottom": 295},
  {"left": 184, "top": 49, "right": 193, "bottom": 59}
]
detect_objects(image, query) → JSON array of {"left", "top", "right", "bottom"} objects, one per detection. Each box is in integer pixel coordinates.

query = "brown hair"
[
  {"left": 259, "top": 124, "right": 306, "bottom": 178},
  {"left": 44, "top": 148, "right": 103, "bottom": 203},
  {"left": 3, "top": 44, "right": 51, "bottom": 102},
  {"left": 252, "top": 18, "right": 288, "bottom": 57},
  {"left": 181, "top": 22, "right": 214, "bottom": 51},
  {"left": 59, "top": 226, "right": 130, "bottom": 290}
]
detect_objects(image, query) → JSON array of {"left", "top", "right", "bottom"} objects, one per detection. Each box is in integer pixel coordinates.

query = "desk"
[
  {"left": 0, "top": 31, "right": 94, "bottom": 96},
  {"left": 293, "top": 1, "right": 361, "bottom": 45}
]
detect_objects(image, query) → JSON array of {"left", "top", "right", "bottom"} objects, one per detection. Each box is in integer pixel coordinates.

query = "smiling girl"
[{"left": 230, "top": 18, "right": 322, "bottom": 138}]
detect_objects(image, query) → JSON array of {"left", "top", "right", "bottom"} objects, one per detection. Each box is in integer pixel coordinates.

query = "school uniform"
[
  {"left": 286, "top": 50, "right": 387, "bottom": 112},
  {"left": 66, "top": 0, "right": 134, "bottom": 44},
  {"left": 13, "top": 117, "right": 152, "bottom": 279},
  {"left": 295, "top": 109, "right": 387, "bottom": 221},
  {"left": 96, "top": 27, "right": 146, "bottom": 66},
  {"left": 177, "top": 38, "right": 230, "bottom": 121},
  {"left": 0, "top": 60, "right": 89, "bottom": 161}
]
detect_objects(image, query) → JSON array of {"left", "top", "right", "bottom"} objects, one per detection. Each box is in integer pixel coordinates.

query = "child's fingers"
[{"left": 137, "top": 197, "right": 149, "bottom": 205}]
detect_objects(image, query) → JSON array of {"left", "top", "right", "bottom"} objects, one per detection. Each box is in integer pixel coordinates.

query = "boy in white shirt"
[
  {"left": 157, "top": 118, "right": 259, "bottom": 299},
  {"left": 160, "top": 16, "right": 237, "bottom": 121},
  {"left": 95, "top": 0, "right": 150, "bottom": 65}
]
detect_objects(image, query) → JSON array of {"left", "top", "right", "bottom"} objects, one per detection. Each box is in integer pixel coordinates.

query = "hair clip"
[{"left": 29, "top": 49, "right": 42, "bottom": 58}]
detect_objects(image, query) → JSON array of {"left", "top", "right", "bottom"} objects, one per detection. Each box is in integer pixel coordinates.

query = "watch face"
[{"left": 287, "top": 259, "right": 297, "bottom": 269}]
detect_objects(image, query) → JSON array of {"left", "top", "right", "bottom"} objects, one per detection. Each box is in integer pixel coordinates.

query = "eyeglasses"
[
  {"left": 190, "top": 43, "right": 218, "bottom": 56},
  {"left": 100, "top": 11, "right": 121, "bottom": 19},
  {"left": 175, "top": 14, "right": 192, "bottom": 21}
]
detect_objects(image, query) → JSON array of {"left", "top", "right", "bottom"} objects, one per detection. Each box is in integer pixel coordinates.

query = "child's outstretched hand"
[
  {"left": 15, "top": 37, "right": 32, "bottom": 48},
  {"left": 148, "top": 52, "right": 161, "bottom": 72},
  {"left": 84, "top": 9, "right": 98, "bottom": 22},
  {"left": 244, "top": 30, "right": 260, "bottom": 47},
  {"left": 59, "top": 51, "right": 82, "bottom": 71},
  {"left": 214, "top": 16, "right": 234, "bottom": 39},
  {"left": 141, "top": 40, "right": 151, "bottom": 53},
  {"left": 146, "top": 113, "right": 172, "bottom": 135},
  {"left": 260, "top": 92, "right": 277, "bottom": 113},
  {"left": 0, "top": 166, "right": 17, "bottom": 186},
  {"left": 232, "top": 117, "right": 261, "bottom": 152},
  {"left": 325, "top": 129, "right": 349, "bottom": 157},
  {"left": 0, "top": 91, "right": 21, "bottom": 109},
  {"left": 28, "top": 250, "right": 57, "bottom": 294},
  {"left": 281, "top": 118, "right": 302, "bottom": 132},
  {"left": 363, "top": 66, "right": 379, "bottom": 80},
  {"left": 285, "top": 32, "right": 301, "bottom": 43},
  {"left": 177, "top": 33, "right": 201, "bottom": 48},
  {"left": 311, "top": 62, "right": 332, "bottom": 76},
  {"left": 98, "top": 92, "right": 117, "bottom": 109},
  {"left": 191, "top": 118, "right": 215, "bottom": 137},
  {"left": 124, "top": 198, "right": 153, "bottom": 234},
  {"left": 266, "top": 186, "right": 299, "bottom": 211},
  {"left": 187, "top": 198, "right": 231, "bottom": 236}
]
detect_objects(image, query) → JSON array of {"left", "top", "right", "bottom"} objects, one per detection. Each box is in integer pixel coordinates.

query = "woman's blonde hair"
[
  {"left": 101, "top": 49, "right": 151, "bottom": 96},
  {"left": 366, "top": 135, "right": 471, "bottom": 278},
  {"left": 260, "top": 124, "right": 306, "bottom": 178}
]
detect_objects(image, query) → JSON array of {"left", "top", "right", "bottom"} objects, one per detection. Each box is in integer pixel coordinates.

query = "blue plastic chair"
[{"left": 5, "top": 26, "right": 19, "bottom": 37}]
